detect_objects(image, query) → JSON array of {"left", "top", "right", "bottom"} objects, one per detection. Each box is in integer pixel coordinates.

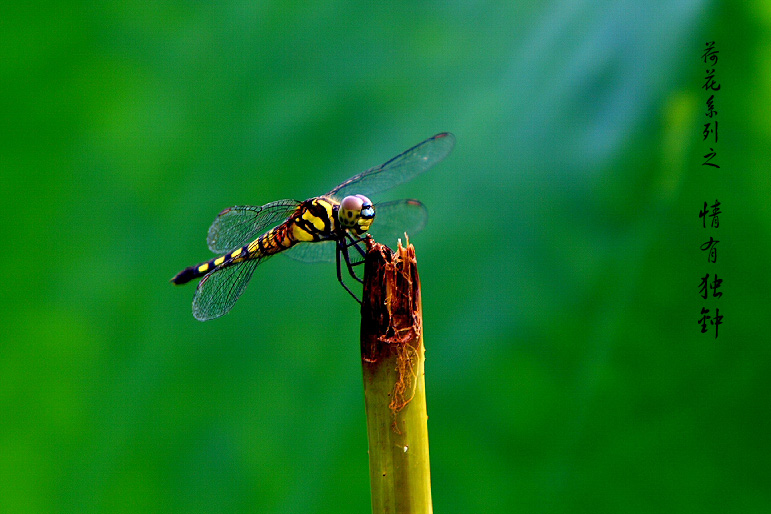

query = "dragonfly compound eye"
[{"left": 339, "top": 194, "right": 375, "bottom": 232}]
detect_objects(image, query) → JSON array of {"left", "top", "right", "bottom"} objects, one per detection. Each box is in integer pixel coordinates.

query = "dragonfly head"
[{"left": 338, "top": 194, "right": 375, "bottom": 235}]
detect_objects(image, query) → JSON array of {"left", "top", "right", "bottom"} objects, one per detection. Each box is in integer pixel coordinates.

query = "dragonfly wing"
[
  {"left": 192, "top": 257, "right": 264, "bottom": 321},
  {"left": 368, "top": 199, "right": 428, "bottom": 246},
  {"left": 207, "top": 200, "right": 300, "bottom": 253},
  {"left": 284, "top": 240, "right": 337, "bottom": 263},
  {"left": 328, "top": 133, "right": 455, "bottom": 200}
]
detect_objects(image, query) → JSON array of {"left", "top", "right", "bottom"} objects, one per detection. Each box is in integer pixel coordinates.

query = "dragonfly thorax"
[{"left": 338, "top": 194, "right": 375, "bottom": 235}]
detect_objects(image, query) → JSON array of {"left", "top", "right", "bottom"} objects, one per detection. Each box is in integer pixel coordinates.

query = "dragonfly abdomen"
[
  {"left": 247, "top": 222, "right": 297, "bottom": 255},
  {"left": 171, "top": 244, "right": 250, "bottom": 285},
  {"left": 171, "top": 222, "right": 299, "bottom": 285}
]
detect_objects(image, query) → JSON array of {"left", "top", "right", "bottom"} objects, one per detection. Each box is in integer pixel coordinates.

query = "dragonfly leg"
[
  {"left": 340, "top": 238, "right": 364, "bottom": 284},
  {"left": 336, "top": 242, "right": 362, "bottom": 304},
  {"left": 344, "top": 233, "right": 368, "bottom": 260}
]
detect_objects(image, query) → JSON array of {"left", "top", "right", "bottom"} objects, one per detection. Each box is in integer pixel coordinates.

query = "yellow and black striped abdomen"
[
  {"left": 172, "top": 223, "right": 292, "bottom": 285},
  {"left": 172, "top": 243, "right": 250, "bottom": 285},
  {"left": 171, "top": 198, "right": 338, "bottom": 286}
]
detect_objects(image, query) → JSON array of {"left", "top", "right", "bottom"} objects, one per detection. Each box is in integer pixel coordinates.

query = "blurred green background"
[{"left": 3, "top": 1, "right": 770, "bottom": 512}]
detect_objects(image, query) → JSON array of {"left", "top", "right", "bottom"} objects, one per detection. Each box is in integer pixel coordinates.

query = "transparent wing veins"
[
  {"left": 207, "top": 200, "right": 300, "bottom": 253},
  {"left": 327, "top": 132, "right": 455, "bottom": 200},
  {"left": 191, "top": 257, "right": 266, "bottom": 321},
  {"left": 284, "top": 240, "right": 337, "bottom": 263},
  {"left": 367, "top": 199, "right": 429, "bottom": 246}
]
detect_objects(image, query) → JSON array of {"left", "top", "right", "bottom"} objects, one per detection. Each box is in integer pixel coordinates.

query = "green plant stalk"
[{"left": 360, "top": 238, "right": 432, "bottom": 514}]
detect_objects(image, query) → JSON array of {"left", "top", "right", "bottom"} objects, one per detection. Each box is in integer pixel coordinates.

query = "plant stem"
[{"left": 360, "top": 237, "right": 432, "bottom": 514}]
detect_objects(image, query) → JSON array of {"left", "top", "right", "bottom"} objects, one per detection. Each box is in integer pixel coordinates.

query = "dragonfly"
[{"left": 172, "top": 132, "right": 455, "bottom": 321}]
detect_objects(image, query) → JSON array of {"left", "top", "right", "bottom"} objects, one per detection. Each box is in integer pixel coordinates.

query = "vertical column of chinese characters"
[{"left": 698, "top": 41, "right": 723, "bottom": 339}]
